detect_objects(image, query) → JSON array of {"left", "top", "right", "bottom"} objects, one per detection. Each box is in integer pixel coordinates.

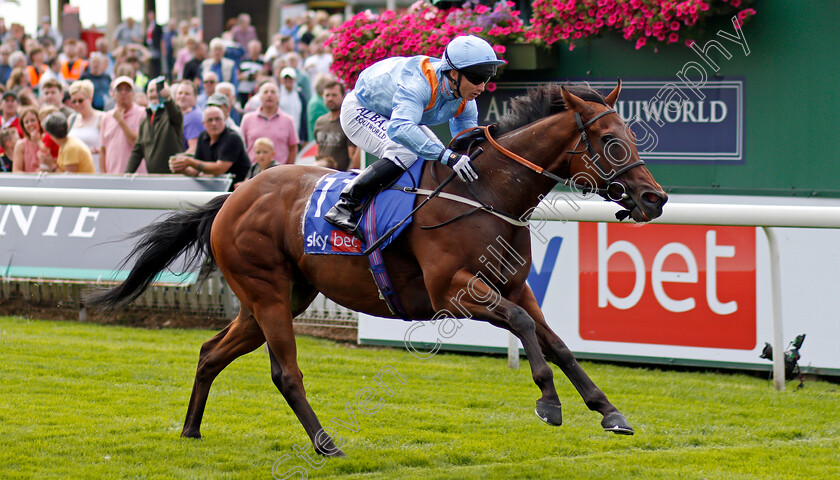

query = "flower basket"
[{"left": 503, "top": 42, "right": 557, "bottom": 70}]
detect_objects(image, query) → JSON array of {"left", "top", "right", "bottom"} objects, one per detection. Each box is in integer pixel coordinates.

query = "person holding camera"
[
  {"left": 125, "top": 77, "right": 184, "bottom": 173},
  {"left": 236, "top": 39, "right": 264, "bottom": 106}
]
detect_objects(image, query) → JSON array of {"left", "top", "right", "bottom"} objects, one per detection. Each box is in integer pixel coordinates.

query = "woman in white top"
[{"left": 67, "top": 79, "right": 105, "bottom": 172}]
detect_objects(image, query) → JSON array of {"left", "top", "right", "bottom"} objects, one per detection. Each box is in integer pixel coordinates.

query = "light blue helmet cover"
[{"left": 442, "top": 35, "right": 506, "bottom": 78}]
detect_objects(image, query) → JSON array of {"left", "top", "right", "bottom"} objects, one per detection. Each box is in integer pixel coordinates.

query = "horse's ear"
[
  {"left": 560, "top": 86, "right": 594, "bottom": 114},
  {"left": 604, "top": 79, "right": 622, "bottom": 108}
]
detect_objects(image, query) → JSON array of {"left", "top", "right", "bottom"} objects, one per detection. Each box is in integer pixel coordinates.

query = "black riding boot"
[{"left": 324, "top": 158, "right": 406, "bottom": 233}]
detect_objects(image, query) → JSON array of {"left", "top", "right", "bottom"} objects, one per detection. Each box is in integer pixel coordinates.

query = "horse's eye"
[{"left": 601, "top": 134, "right": 614, "bottom": 144}]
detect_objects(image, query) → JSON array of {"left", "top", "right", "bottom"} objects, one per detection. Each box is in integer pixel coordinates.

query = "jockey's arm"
[
  {"left": 449, "top": 100, "right": 479, "bottom": 138},
  {"left": 387, "top": 86, "right": 446, "bottom": 162}
]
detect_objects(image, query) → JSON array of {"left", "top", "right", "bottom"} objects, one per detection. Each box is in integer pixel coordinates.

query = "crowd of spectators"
[{"left": 0, "top": 10, "right": 359, "bottom": 189}]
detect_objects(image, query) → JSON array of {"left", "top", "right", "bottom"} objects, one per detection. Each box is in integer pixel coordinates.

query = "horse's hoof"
[
  {"left": 601, "top": 411, "right": 634, "bottom": 435},
  {"left": 181, "top": 430, "right": 202, "bottom": 439},
  {"left": 315, "top": 443, "right": 346, "bottom": 457},
  {"left": 535, "top": 399, "right": 563, "bottom": 426},
  {"left": 315, "top": 447, "right": 346, "bottom": 457}
]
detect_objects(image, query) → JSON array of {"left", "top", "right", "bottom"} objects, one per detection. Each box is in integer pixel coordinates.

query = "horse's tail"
[{"left": 86, "top": 194, "right": 230, "bottom": 311}]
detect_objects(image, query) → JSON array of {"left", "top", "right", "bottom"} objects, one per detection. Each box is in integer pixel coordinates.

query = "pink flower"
[
  {"left": 668, "top": 32, "right": 679, "bottom": 43},
  {"left": 737, "top": 10, "right": 753, "bottom": 22},
  {"left": 493, "top": 44, "right": 506, "bottom": 54},
  {"left": 635, "top": 37, "right": 647, "bottom": 49},
  {"left": 486, "top": 82, "right": 497, "bottom": 92}
]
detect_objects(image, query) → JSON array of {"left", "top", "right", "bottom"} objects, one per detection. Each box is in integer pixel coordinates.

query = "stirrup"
[{"left": 324, "top": 201, "right": 360, "bottom": 232}]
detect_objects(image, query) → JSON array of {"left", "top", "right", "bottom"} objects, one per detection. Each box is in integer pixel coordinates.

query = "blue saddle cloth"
[{"left": 303, "top": 160, "right": 426, "bottom": 255}]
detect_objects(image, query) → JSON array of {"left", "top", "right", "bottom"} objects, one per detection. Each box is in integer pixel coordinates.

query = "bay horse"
[{"left": 89, "top": 81, "right": 667, "bottom": 456}]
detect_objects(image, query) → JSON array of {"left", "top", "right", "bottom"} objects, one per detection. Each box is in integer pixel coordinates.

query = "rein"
[
  {"left": 411, "top": 106, "right": 650, "bottom": 231},
  {"left": 475, "top": 108, "right": 646, "bottom": 197}
]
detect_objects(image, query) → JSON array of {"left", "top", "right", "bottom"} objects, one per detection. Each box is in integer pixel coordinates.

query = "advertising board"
[
  {"left": 476, "top": 79, "right": 744, "bottom": 163},
  {"left": 0, "top": 175, "right": 230, "bottom": 283},
  {"left": 359, "top": 194, "right": 840, "bottom": 375}
]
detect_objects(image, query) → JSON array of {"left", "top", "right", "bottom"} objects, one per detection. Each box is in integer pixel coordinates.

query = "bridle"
[{"left": 473, "top": 107, "right": 646, "bottom": 199}]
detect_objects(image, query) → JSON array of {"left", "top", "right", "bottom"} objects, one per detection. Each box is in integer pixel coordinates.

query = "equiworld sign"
[{"left": 477, "top": 78, "right": 744, "bottom": 163}]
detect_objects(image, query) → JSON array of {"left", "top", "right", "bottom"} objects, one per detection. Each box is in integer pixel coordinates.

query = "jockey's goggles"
[{"left": 457, "top": 63, "right": 498, "bottom": 85}]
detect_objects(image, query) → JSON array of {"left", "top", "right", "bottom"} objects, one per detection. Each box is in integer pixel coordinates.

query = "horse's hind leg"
[
  {"left": 182, "top": 306, "right": 265, "bottom": 438},
  {"left": 517, "top": 285, "right": 634, "bottom": 435},
  {"left": 254, "top": 297, "right": 345, "bottom": 457}
]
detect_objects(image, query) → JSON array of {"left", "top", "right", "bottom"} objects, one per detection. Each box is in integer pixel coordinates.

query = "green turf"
[{"left": 1, "top": 316, "right": 838, "bottom": 479}]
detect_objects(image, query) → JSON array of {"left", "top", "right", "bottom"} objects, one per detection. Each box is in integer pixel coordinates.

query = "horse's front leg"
[
  {"left": 514, "top": 285, "right": 634, "bottom": 435},
  {"left": 425, "top": 270, "right": 564, "bottom": 426}
]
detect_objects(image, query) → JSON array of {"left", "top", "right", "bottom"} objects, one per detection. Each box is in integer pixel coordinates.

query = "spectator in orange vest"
[
  {"left": 60, "top": 39, "right": 88, "bottom": 82},
  {"left": 26, "top": 46, "right": 47, "bottom": 87}
]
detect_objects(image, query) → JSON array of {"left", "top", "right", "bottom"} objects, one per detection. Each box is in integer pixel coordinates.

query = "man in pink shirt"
[
  {"left": 240, "top": 81, "right": 298, "bottom": 165},
  {"left": 99, "top": 76, "right": 147, "bottom": 173}
]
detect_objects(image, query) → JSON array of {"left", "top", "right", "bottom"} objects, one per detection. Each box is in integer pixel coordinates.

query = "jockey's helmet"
[{"left": 443, "top": 35, "right": 506, "bottom": 85}]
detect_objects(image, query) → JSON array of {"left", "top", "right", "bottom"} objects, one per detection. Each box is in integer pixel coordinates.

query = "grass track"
[{"left": 1, "top": 316, "right": 838, "bottom": 479}]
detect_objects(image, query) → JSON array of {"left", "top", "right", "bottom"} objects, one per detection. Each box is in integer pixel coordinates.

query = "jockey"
[{"left": 324, "top": 35, "right": 504, "bottom": 234}]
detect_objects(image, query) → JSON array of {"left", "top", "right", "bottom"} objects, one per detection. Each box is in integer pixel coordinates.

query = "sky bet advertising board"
[
  {"left": 359, "top": 194, "right": 840, "bottom": 375},
  {"left": 473, "top": 78, "right": 743, "bottom": 163}
]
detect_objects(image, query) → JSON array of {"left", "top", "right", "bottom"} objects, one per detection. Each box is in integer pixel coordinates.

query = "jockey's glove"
[
  {"left": 440, "top": 148, "right": 479, "bottom": 183},
  {"left": 452, "top": 154, "right": 479, "bottom": 183}
]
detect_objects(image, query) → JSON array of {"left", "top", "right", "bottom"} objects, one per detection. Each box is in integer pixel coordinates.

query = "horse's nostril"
[{"left": 643, "top": 192, "right": 661, "bottom": 205}]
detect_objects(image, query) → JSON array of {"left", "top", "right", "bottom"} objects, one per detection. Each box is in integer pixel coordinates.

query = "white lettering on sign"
[
  {"left": 0, "top": 205, "right": 102, "bottom": 238},
  {"left": 596, "top": 223, "right": 738, "bottom": 313},
  {"left": 68, "top": 207, "right": 99, "bottom": 238},
  {"left": 0, "top": 205, "right": 38, "bottom": 236},
  {"left": 482, "top": 96, "right": 509, "bottom": 123},
  {"left": 597, "top": 222, "right": 645, "bottom": 310},
  {"left": 706, "top": 230, "right": 737, "bottom": 315},
  {"left": 43, "top": 206, "right": 63, "bottom": 237},
  {"left": 616, "top": 100, "right": 728, "bottom": 124},
  {"left": 652, "top": 243, "right": 698, "bottom": 313}
]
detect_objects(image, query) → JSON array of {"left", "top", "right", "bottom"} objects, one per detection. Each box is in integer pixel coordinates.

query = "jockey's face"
[{"left": 455, "top": 72, "right": 485, "bottom": 101}]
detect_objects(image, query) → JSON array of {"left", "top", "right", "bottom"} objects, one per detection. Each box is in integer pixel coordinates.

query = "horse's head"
[{"left": 560, "top": 81, "right": 668, "bottom": 222}]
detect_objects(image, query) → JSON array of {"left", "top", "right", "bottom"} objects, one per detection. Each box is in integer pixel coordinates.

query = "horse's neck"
[{"left": 474, "top": 114, "right": 574, "bottom": 216}]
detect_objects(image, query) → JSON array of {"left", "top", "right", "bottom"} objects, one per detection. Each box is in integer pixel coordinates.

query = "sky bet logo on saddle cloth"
[{"left": 303, "top": 159, "right": 426, "bottom": 256}]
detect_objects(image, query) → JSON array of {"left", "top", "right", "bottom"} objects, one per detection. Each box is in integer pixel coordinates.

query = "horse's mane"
[{"left": 494, "top": 84, "right": 607, "bottom": 135}]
